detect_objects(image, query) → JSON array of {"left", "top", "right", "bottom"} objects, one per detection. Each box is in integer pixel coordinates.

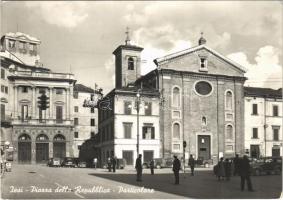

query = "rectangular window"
[
  {"left": 1, "top": 69, "right": 5, "bottom": 79},
  {"left": 173, "top": 144, "right": 181, "bottom": 151},
  {"left": 56, "top": 106, "right": 63, "bottom": 123},
  {"left": 29, "top": 43, "right": 36, "bottom": 51},
  {"left": 74, "top": 118, "right": 79, "bottom": 126},
  {"left": 91, "top": 132, "right": 95, "bottom": 138},
  {"left": 252, "top": 104, "right": 258, "bottom": 115},
  {"left": 21, "top": 105, "right": 28, "bottom": 121},
  {"left": 252, "top": 128, "right": 258, "bottom": 139},
  {"left": 142, "top": 125, "right": 155, "bottom": 139},
  {"left": 123, "top": 122, "right": 132, "bottom": 139},
  {"left": 91, "top": 118, "right": 95, "bottom": 126},
  {"left": 91, "top": 107, "right": 95, "bottom": 113},
  {"left": 1, "top": 104, "right": 5, "bottom": 121},
  {"left": 273, "top": 105, "right": 279, "bottom": 117},
  {"left": 273, "top": 128, "right": 279, "bottom": 141},
  {"left": 74, "top": 106, "right": 79, "bottom": 112},
  {"left": 200, "top": 58, "right": 207, "bottom": 68},
  {"left": 73, "top": 92, "right": 78, "bottom": 99},
  {"left": 74, "top": 132, "right": 79, "bottom": 138},
  {"left": 22, "top": 86, "right": 28, "bottom": 93},
  {"left": 19, "top": 41, "right": 25, "bottom": 49},
  {"left": 1, "top": 85, "right": 5, "bottom": 93},
  {"left": 124, "top": 101, "right": 132, "bottom": 115},
  {"left": 56, "top": 88, "right": 63, "bottom": 95},
  {"left": 5, "top": 86, "right": 8, "bottom": 94},
  {"left": 144, "top": 102, "right": 152, "bottom": 116}
]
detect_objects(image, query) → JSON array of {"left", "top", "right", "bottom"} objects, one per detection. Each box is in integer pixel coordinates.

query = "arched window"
[
  {"left": 226, "top": 91, "right": 233, "bottom": 110},
  {"left": 172, "top": 87, "right": 180, "bottom": 107},
  {"left": 226, "top": 125, "right": 233, "bottom": 140},
  {"left": 173, "top": 123, "right": 180, "bottom": 139},
  {"left": 36, "top": 134, "right": 49, "bottom": 141},
  {"left": 53, "top": 134, "right": 65, "bottom": 141},
  {"left": 18, "top": 134, "right": 31, "bottom": 141},
  {"left": 128, "top": 57, "right": 134, "bottom": 70},
  {"left": 202, "top": 116, "right": 207, "bottom": 126}
]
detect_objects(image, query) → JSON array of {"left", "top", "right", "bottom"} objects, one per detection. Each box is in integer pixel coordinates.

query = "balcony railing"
[
  {"left": 11, "top": 71, "right": 75, "bottom": 80},
  {"left": 12, "top": 118, "right": 73, "bottom": 126}
]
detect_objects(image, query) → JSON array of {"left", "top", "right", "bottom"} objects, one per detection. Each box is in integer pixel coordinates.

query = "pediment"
[{"left": 154, "top": 45, "right": 246, "bottom": 77}]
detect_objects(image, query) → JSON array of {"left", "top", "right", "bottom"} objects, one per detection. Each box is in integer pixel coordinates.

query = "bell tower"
[{"left": 113, "top": 27, "right": 143, "bottom": 88}]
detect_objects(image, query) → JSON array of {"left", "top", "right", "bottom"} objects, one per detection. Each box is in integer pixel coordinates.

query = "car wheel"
[
  {"left": 156, "top": 165, "right": 161, "bottom": 169},
  {"left": 255, "top": 169, "right": 261, "bottom": 176}
]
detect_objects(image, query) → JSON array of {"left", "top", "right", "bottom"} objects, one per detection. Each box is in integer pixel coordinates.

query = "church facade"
[{"left": 136, "top": 36, "right": 247, "bottom": 164}]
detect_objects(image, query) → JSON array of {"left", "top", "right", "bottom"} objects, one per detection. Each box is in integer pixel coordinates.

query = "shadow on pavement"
[{"left": 89, "top": 171, "right": 281, "bottom": 199}]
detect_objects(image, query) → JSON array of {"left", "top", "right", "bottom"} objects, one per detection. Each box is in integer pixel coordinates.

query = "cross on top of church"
[{"left": 198, "top": 31, "right": 207, "bottom": 45}]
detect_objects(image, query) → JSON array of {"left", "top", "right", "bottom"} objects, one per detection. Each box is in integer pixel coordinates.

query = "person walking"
[
  {"left": 217, "top": 157, "right": 225, "bottom": 181},
  {"left": 224, "top": 158, "right": 232, "bottom": 181},
  {"left": 107, "top": 157, "right": 112, "bottom": 172},
  {"left": 173, "top": 155, "right": 181, "bottom": 185},
  {"left": 93, "top": 158, "right": 97, "bottom": 169},
  {"left": 188, "top": 154, "right": 195, "bottom": 176},
  {"left": 233, "top": 154, "right": 240, "bottom": 176},
  {"left": 112, "top": 156, "right": 117, "bottom": 172},
  {"left": 149, "top": 159, "right": 154, "bottom": 175},
  {"left": 135, "top": 154, "right": 143, "bottom": 182},
  {"left": 239, "top": 155, "right": 254, "bottom": 192}
]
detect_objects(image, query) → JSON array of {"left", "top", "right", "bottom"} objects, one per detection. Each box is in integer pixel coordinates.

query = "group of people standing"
[
  {"left": 107, "top": 156, "right": 117, "bottom": 172},
  {"left": 215, "top": 154, "right": 254, "bottom": 192},
  {"left": 135, "top": 154, "right": 196, "bottom": 185}
]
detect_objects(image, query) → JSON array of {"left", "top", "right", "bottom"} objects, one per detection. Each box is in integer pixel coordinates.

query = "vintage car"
[
  {"left": 251, "top": 157, "right": 282, "bottom": 176},
  {"left": 61, "top": 157, "right": 76, "bottom": 168},
  {"left": 47, "top": 158, "right": 62, "bottom": 167}
]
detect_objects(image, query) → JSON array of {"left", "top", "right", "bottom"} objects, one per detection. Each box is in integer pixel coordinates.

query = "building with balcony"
[
  {"left": 244, "top": 87, "right": 282, "bottom": 158},
  {"left": 72, "top": 84, "right": 98, "bottom": 158},
  {"left": 1, "top": 33, "right": 76, "bottom": 164}
]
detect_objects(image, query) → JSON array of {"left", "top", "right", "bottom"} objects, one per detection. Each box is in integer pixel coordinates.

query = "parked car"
[
  {"left": 102, "top": 158, "right": 126, "bottom": 169},
  {"left": 77, "top": 161, "right": 87, "bottom": 168},
  {"left": 151, "top": 158, "right": 174, "bottom": 169},
  {"left": 47, "top": 158, "right": 62, "bottom": 167},
  {"left": 251, "top": 157, "right": 282, "bottom": 176},
  {"left": 61, "top": 157, "right": 76, "bottom": 168}
]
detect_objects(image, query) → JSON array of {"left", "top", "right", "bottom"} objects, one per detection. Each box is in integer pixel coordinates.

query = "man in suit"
[
  {"left": 239, "top": 155, "right": 254, "bottom": 192},
  {"left": 173, "top": 155, "right": 181, "bottom": 185},
  {"left": 135, "top": 154, "right": 143, "bottom": 181}
]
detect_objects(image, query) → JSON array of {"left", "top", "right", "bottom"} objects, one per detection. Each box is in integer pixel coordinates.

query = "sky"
[{"left": 1, "top": 1, "right": 282, "bottom": 93}]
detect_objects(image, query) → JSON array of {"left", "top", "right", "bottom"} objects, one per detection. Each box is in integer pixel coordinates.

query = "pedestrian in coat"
[
  {"left": 224, "top": 158, "right": 232, "bottom": 181},
  {"left": 173, "top": 155, "right": 181, "bottom": 185},
  {"left": 112, "top": 156, "right": 117, "bottom": 172},
  {"left": 188, "top": 154, "right": 195, "bottom": 176},
  {"left": 107, "top": 157, "right": 112, "bottom": 172},
  {"left": 149, "top": 159, "right": 154, "bottom": 175},
  {"left": 217, "top": 157, "right": 225, "bottom": 181},
  {"left": 239, "top": 155, "right": 254, "bottom": 192},
  {"left": 135, "top": 154, "right": 143, "bottom": 181},
  {"left": 233, "top": 154, "right": 240, "bottom": 176}
]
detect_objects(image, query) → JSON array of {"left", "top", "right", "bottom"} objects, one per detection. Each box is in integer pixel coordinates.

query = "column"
[
  {"left": 32, "top": 86, "right": 36, "bottom": 119},
  {"left": 49, "top": 87, "right": 53, "bottom": 119},
  {"left": 31, "top": 141, "right": 36, "bottom": 164},
  {"left": 66, "top": 88, "right": 70, "bottom": 120},
  {"left": 49, "top": 142, "right": 53, "bottom": 158},
  {"left": 14, "top": 85, "right": 18, "bottom": 118}
]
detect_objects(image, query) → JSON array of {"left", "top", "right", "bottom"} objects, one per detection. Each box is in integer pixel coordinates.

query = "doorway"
[
  {"left": 122, "top": 151, "right": 133, "bottom": 165},
  {"left": 197, "top": 135, "right": 211, "bottom": 160}
]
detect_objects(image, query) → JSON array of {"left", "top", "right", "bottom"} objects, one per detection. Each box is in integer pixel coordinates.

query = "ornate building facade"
[{"left": 1, "top": 32, "right": 76, "bottom": 164}]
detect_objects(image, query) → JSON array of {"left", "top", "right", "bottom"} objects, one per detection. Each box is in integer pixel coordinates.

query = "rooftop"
[
  {"left": 74, "top": 84, "right": 95, "bottom": 93},
  {"left": 244, "top": 86, "right": 282, "bottom": 98}
]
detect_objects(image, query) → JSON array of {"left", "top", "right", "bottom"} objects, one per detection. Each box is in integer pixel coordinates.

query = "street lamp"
[{"left": 136, "top": 89, "right": 141, "bottom": 156}]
